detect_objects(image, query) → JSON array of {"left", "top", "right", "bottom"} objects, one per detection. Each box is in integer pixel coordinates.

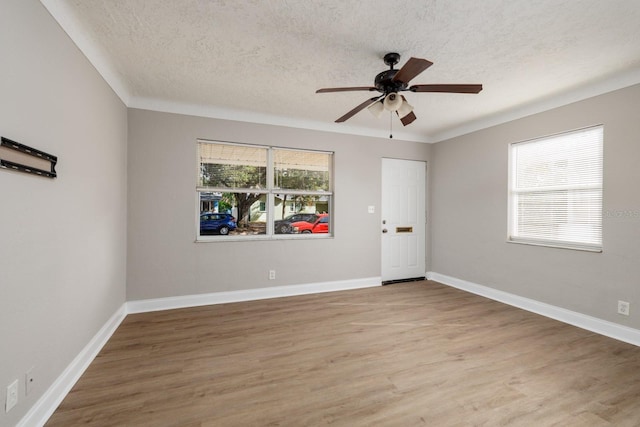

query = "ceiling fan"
[{"left": 316, "top": 52, "right": 482, "bottom": 127}]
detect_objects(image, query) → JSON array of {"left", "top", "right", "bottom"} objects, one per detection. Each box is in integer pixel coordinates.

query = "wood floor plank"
[{"left": 46, "top": 281, "right": 640, "bottom": 426}]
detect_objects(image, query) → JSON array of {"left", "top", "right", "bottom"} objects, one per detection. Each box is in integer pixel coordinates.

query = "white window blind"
[
  {"left": 198, "top": 142, "right": 267, "bottom": 189},
  {"left": 508, "top": 125, "right": 603, "bottom": 251}
]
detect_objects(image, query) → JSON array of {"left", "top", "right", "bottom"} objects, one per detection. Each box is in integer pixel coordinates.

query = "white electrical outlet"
[
  {"left": 618, "top": 300, "right": 630, "bottom": 316},
  {"left": 269, "top": 270, "right": 276, "bottom": 280},
  {"left": 368, "top": 205, "right": 375, "bottom": 214},
  {"left": 6, "top": 379, "right": 18, "bottom": 413}
]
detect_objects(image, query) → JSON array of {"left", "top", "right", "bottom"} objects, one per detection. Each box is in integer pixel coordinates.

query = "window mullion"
[{"left": 266, "top": 147, "right": 274, "bottom": 235}]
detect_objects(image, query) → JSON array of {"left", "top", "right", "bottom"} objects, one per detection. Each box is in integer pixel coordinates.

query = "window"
[
  {"left": 197, "top": 140, "right": 333, "bottom": 239},
  {"left": 508, "top": 125, "right": 603, "bottom": 251}
]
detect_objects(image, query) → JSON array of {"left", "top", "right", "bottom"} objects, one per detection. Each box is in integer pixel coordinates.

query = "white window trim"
[
  {"left": 196, "top": 140, "right": 334, "bottom": 242},
  {"left": 507, "top": 125, "right": 603, "bottom": 252}
]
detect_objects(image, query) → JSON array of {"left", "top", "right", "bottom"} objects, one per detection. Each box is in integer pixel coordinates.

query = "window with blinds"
[
  {"left": 508, "top": 125, "right": 603, "bottom": 251},
  {"left": 197, "top": 140, "right": 333, "bottom": 240}
]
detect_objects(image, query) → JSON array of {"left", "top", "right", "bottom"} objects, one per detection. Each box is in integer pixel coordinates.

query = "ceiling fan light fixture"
[
  {"left": 383, "top": 93, "right": 403, "bottom": 111},
  {"left": 397, "top": 98, "right": 414, "bottom": 119},
  {"left": 368, "top": 100, "right": 385, "bottom": 118}
]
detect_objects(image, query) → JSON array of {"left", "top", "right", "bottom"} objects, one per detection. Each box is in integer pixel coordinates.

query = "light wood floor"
[{"left": 47, "top": 281, "right": 640, "bottom": 426}]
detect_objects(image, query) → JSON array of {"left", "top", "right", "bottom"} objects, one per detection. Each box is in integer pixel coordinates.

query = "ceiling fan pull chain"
[{"left": 389, "top": 111, "right": 393, "bottom": 139}]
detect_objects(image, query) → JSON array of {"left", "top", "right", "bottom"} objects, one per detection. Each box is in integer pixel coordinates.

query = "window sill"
[
  {"left": 196, "top": 234, "right": 334, "bottom": 243},
  {"left": 506, "top": 238, "right": 602, "bottom": 253}
]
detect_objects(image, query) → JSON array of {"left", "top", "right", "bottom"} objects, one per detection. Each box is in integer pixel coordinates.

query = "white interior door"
[{"left": 381, "top": 158, "right": 426, "bottom": 282}]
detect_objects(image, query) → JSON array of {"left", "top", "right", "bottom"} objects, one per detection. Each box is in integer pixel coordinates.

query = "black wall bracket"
[{"left": 0, "top": 136, "right": 57, "bottom": 178}]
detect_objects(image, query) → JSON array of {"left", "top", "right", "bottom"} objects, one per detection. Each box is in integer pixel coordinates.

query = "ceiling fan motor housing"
[{"left": 374, "top": 69, "right": 408, "bottom": 94}]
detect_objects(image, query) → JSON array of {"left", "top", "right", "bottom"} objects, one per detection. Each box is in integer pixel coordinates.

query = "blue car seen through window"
[{"left": 200, "top": 213, "right": 237, "bottom": 235}]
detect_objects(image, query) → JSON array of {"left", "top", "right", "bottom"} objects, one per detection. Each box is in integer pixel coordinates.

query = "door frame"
[{"left": 381, "top": 157, "right": 427, "bottom": 283}]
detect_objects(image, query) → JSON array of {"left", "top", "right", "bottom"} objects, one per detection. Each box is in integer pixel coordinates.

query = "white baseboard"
[
  {"left": 127, "top": 277, "right": 382, "bottom": 314},
  {"left": 22, "top": 277, "right": 381, "bottom": 426},
  {"left": 20, "top": 273, "right": 638, "bottom": 426},
  {"left": 18, "top": 303, "right": 128, "bottom": 427},
  {"left": 427, "top": 271, "right": 640, "bottom": 347}
]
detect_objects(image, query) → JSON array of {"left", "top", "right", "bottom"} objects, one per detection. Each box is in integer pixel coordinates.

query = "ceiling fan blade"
[
  {"left": 410, "top": 84, "right": 483, "bottom": 93},
  {"left": 316, "top": 86, "right": 376, "bottom": 93},
  {"left": 392, "top": 57, "right": 433, "bottom": 84},
  {"left": 398, "top": 110, "right": 417, "bottom": 126},
  {"left": 335, "top": 97, "right": 381, "bottom": 123}
]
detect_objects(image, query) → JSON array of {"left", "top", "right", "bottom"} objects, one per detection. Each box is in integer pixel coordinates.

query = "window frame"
[
  {"left": 507, "top": 125, "right": 604, "bottom": 252},
  {"left": 196, "top": 140, "right": 334, "bottom": 242}
]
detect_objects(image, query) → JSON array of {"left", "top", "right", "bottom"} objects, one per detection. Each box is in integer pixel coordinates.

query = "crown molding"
[
  {"left": 430, "top": 67, "right": 640, "bottom": 143},
  {"left": 128, "top": 96, "right": 430, "bottom": 143},
  {"left": 39, "top": 0, "right": 640, "bottom": 145}
]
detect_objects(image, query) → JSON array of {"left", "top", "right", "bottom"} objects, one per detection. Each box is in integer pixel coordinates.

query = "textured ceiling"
[{"left": 42, "top": 0, "right": 640, "bottom": 142}]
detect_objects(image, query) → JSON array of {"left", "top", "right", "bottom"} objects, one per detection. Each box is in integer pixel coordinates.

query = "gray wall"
[
  {"left": 431, "top": 83, "right": 640, "bottom": 328},
  {"left": 0, "top": 1, "right": 128, "bottom": 425},
  {"left": 127, "top": 109, "right": 432, "bottom": 300},
  {"left": 9, "top": 2, "right": 639, "bottom": 425}
]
